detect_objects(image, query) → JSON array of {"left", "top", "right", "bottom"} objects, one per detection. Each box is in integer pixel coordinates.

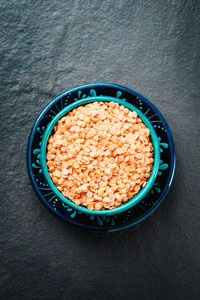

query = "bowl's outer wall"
[{"left": 40, "top": 95, "right": 160, "bottom": 216}]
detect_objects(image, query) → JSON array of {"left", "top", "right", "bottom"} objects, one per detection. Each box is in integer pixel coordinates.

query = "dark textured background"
[{"left": 1, "top": 1, "right": 200, "bottom": 299}]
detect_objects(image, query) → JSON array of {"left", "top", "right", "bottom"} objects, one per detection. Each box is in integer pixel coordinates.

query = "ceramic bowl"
[{"left": 40, "top": 96, "right": 160, "bottom": 216}]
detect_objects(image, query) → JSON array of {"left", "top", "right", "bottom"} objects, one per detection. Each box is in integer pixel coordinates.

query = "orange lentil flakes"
[{"left": 46, "top": 101, "right": 153, "bottom": 210}]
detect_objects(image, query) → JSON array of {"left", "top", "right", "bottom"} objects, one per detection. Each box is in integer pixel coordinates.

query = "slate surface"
[{"left": 1, "top": 1, "right": 200, "bottom": 299}]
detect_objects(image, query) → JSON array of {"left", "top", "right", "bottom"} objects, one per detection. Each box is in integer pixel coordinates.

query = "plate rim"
[{"left": 26, "top": 82, "right": 176, "bottom": 231}]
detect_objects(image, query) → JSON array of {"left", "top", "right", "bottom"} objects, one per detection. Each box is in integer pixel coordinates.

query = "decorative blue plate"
[{"left": 27, "top": 83, "right": 176, "bottom": 231}]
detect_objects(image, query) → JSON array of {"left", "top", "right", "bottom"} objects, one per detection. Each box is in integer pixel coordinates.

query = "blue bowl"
[{"left": 40, "top": 95, "right": 160, "bottom": 216}]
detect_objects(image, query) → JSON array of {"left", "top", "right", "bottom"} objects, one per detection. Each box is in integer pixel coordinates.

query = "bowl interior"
[{"left": 41, "top": 96, "right": 160, "bottom": 215}]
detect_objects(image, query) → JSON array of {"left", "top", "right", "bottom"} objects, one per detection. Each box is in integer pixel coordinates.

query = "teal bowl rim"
[{"left": 41, "top": 96, "right": 160, "bottom": 216}]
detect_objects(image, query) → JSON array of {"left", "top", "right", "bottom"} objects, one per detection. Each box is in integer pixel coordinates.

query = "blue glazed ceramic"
[
  {"left": 27, "top": 83, "right": 176, "bottom": 231},
  {"left": 40, "top": 96, "right": 160, "bottom": 216}
]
